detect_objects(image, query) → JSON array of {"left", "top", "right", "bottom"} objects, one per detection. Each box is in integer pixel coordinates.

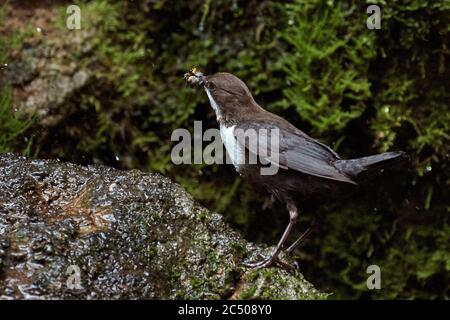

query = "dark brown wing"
[{"left": 233, "top": 119, "right": 356, "bottom": 184}]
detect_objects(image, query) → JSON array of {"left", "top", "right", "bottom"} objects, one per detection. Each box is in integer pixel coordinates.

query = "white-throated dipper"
[{"left": 184, "top": 68, "right": 406, "bottom": 269}]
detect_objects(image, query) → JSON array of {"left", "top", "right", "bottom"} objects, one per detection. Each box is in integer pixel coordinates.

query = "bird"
[{"left": 184, "top": 68, "right": 407, "bottom": 269}]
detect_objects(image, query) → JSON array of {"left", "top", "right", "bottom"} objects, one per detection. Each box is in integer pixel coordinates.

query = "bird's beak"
[{"left": 184, "top": 67, "right": 205, "bottom": 87}]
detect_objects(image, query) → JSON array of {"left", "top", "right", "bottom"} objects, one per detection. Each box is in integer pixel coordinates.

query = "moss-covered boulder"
[{"left": 0, "top": 153, "right": 325, "bottom": 299}]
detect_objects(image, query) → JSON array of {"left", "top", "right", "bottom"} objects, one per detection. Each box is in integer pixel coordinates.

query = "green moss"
[
  {"left": 148, "top": 247, "right": 158, "bottom": 259},
  {"left": 236, "top": 269, "right": 327, "bottom": 300},
  {"left": 197, "top": 210, "right": 208, "bottom": 223},
  {"left": 231, "top": 241, "right": 247, "bottom": 256},
  {"left": 190, "top": 277, "right": 203, "bottom": 289},
  {"left": 0, "top": 4, "right": 34, "bottom": 154},
  {"left": 238, "top": 285, "right": 258, "bottom": 300},
  {"left": 0, "top": 87, "right": 28, "bottom": 153},
  {"left": 277, "top": 1, "right": 375, "bottom": 135}
]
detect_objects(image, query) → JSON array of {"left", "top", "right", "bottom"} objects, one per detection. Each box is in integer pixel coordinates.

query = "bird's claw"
[
  {"left": 243, "top": 257, "right": 276, "bottom": 269},
  {"left": 243, "top": 253, "right": 296, "bottom": 272}
]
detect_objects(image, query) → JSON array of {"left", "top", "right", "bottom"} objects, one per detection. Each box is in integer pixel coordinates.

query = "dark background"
[{"left": 1, "top": 0, "right": 449, "bottom": 298}]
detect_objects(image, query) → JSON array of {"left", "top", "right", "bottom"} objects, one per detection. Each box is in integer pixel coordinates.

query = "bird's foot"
[
  {"left": 243, "top": 253, "right": 295, "bottom": 272},
  {"left": 243, "top": 256, "right": 276, "bottom": 269}
]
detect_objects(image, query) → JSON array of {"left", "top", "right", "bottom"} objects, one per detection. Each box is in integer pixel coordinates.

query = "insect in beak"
[{"left": 184, "top": 67, "right": 205, "bottom": 86}]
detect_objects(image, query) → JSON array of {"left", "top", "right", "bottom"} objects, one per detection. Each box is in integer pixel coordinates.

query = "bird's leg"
[
  {"left": 244, "top": 203, "right": 298, "bottom": 269},
  {"left": 286, "top": 218, "right": 316, "bottom": 254}
]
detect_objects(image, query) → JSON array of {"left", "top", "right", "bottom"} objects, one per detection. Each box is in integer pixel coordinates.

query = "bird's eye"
[{"left": 206, "top": 82, "right": 216, "bottom": 90}]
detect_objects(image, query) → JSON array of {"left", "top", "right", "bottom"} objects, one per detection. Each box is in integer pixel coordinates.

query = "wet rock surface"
[{"left": 0, "top": 154, "right": 325, "bottom": 299}]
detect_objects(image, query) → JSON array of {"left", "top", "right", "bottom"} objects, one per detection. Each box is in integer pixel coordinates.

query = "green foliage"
[
  {"left": 0, "top": 3, "right": 34, "bottom": 155},
  {"left": 278, "top": 1, "right": 375, "bottom": 135},
  {"left": 309, "top": 201, "right": 449, "bottom": 299},
  {"left": 274, "top": 0, "right": 449, "bottom": 299},
  {"left": 368, "top": 0, "right": 450, "bottom": 176},
  {"left": 7, "top": 0, "right": 449, "bottom": 298},
  {"left": 0, "top": 87, "right": 32, "bottom": 153}
]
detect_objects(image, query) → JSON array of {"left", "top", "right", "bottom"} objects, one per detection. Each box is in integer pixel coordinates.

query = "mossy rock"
[{"left": 0, "top": 154, "right": 325, "bottom": 299}]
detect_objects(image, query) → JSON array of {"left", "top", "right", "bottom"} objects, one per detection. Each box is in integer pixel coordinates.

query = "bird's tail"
[{"left": 335, "top": 151, "right": 408, "bottom": 179}]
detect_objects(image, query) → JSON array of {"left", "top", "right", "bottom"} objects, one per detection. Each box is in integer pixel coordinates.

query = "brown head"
[{"left": 185, "top": 70, "right": 262, "bottom": 124}]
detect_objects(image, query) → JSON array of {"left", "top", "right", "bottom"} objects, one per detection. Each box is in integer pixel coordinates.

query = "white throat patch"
[
  {"left": 220, "top": 124, "right": 244, "bottom": 172},
  {"left": 204, "top": 88, "right": 243, "bottom": 171},
  {"left": 205, "top": 88, "right": 222, "bottom": 121}
]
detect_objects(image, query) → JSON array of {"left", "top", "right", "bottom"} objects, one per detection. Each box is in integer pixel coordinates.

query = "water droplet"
[
  {"left": 115, "top": 155, "right": 120, "bottom": 161},
  {"left": 109, "top": 183, "right": 118, "bottom": 192}
]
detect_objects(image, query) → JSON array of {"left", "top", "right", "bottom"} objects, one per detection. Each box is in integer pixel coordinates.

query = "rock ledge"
[{"left": 0, "top": 154, "right": 325, "bottom": 299}]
